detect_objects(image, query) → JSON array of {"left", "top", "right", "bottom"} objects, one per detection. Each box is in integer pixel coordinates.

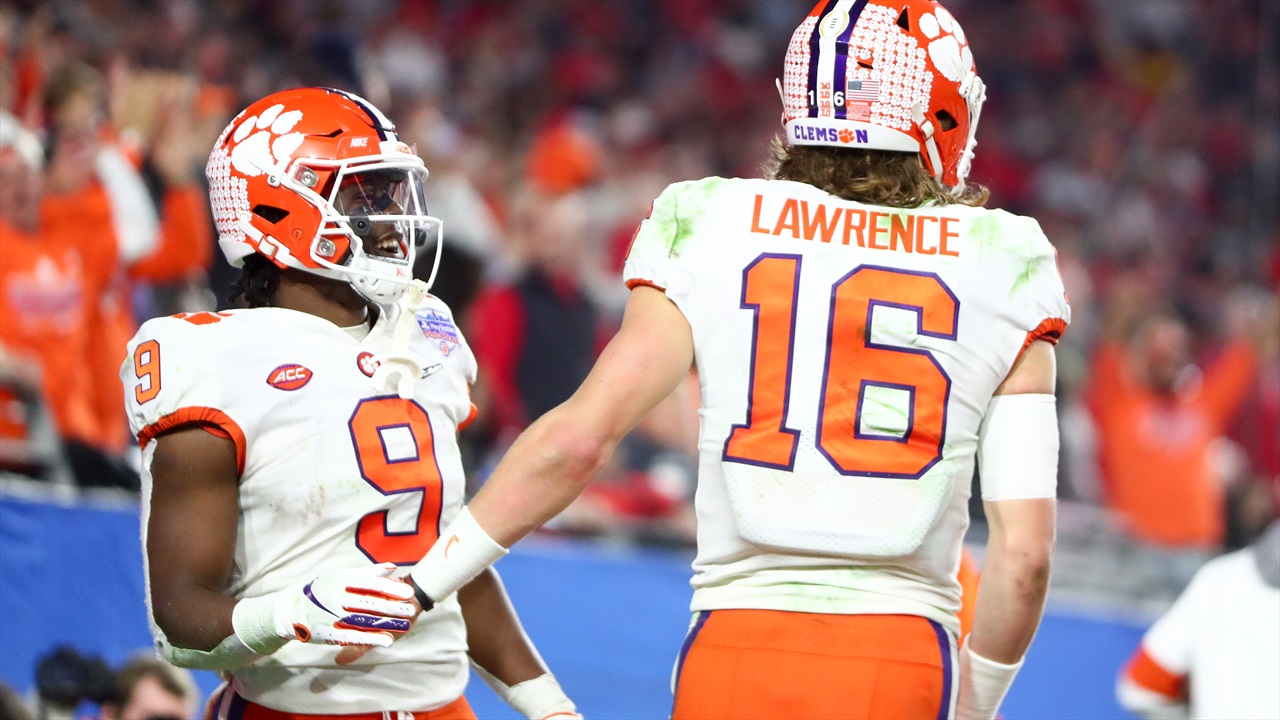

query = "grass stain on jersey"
[
  {"left": 1010, "top": 258, "right": 1037, "bottom": 297},
  {"left": 974, "top": 212, "right": 1042, "bottom": 299},
  {"left": 667, "top": 178, "right": 724, "bottom": 257},
  {"left": 780, "top": 568, "right": 877, "bottom": 612},
  {"left": 860, "top": 384, "right": 912, "bottom": 439}
]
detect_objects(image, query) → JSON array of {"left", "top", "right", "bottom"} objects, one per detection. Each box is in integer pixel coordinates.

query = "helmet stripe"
[
  {"left": 806, "top": 0, "right": 840, "bottom": 118},
  {"left": 327, "top": 88, "right": 396, "bottom": 142},
  {"left": 810, "top": 0, "right": 861, "bottom": 120},
  {"left": 832, "top": 0, "right": 869, "bottom": 121}
]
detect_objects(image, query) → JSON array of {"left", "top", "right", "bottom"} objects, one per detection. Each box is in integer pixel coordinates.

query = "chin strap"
[
  {"left": 912, "top": 102, "right": 946, "bottom": 186},
  {"left": 370, "top": 279, "right": 429, "bottom": 398}
]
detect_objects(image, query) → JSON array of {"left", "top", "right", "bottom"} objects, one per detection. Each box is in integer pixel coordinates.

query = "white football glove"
[{"left": 233, "top": 562, "right": 417, "bottom": 653}]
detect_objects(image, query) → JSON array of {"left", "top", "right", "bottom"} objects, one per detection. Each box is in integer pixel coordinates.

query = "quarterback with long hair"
[
  {"left": 398, "top": 1, "right": 1068, "bottom": 718},
  {"left": 121, "top": 87, "right": 579, "bottom": 720}
]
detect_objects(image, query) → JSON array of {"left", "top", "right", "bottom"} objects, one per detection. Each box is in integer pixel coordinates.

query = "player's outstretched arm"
[
  {"left": 147, "top": 427, "right": 417, "bottom": 670},
  {"left": 960, "top": 340, "right": 1059, "bottom": 720},
  {"left": 459, "top": 568, "right": 581, "bottom": 720},
  {"left": 407, "top": 285, "right": 694, "bottom": 607}
]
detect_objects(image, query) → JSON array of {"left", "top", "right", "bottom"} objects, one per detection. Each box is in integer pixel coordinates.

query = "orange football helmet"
[
  {"left": 780, "top": 0, "right": 986, "bottom": 191},
  {"left": 206, "top": 87, "right": 441, "bottom": 304}
]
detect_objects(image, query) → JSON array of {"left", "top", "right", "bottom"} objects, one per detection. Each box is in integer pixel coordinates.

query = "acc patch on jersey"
[
  {"left": 267, "top": 363, "right": 313, "bottom": 390},
  {"left": 415, "top": 309, "right": 460, "bottom": 356}
]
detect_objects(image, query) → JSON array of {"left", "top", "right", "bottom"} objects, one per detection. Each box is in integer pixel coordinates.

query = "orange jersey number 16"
[{"left": 723, "top": 255, "right": 958, "bottom": 479}]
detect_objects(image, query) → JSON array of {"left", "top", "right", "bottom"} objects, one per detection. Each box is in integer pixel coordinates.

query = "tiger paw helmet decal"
[
  {"left": 206, "top": 87, "right": 442, "bottom": 305},
  {"left": 780, "top": 0, "right": 986, "bottom": 191},
  {"left": 226, "top": 104, "right": 306, "bottom": 181}
]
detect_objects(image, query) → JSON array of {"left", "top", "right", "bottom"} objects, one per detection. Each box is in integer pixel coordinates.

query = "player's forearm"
[
  {"left": 458, "top": 571, "right": 580, "bottom": 720},
  {"left": 151, "top": 582, "right": 239, "bottom": 652},
  {"left": 411, "top": 287, "right": 692, "bottom": 607},
  {"left": 406, "top": 405, "right": 617, "bottom": 611},
  {"left": 459, "top": 568, "right": 548, "bottom": 686},
  {"left": 968, "top": 531, "right": 1053, "bottom": 663},
  {"left": 469, "top": 403, "right": 617, "bottom": 548}
]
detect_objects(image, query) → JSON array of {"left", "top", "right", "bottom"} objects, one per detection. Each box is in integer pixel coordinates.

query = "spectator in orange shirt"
[
  {"left": 0, "top": 111, "right": 131, "bottom": 487},
  {"left": 1086, "top": 289, "right": 1261, "bottom": 584},
  {"left": 40, "top": 63, "right": 213, "bottom": 453}
]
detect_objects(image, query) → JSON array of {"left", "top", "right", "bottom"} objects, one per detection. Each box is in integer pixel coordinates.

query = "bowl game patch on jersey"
[{"left": 415, "top": 309, "right": 460, "bottom": 356}]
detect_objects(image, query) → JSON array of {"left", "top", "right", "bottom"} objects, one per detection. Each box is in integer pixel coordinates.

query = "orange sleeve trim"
[
  {"left": 138, "top": 406, "right": 246, "bottom": 477},
  {"left": 458, "top": 402, "right": 479, "bottom": 433},
  {"left": 626, "top": 278, "right": 667, "bottom": 292},
  {"left": 622, "top": 204, "right": 653, "bottom": 263},
  {"left": 1124, "top": 647, "right": 1187, "bottom": 700},
  {"left": 201, "top": 425, "right": 232, "bottom": 441},
  {"left": 1014, "top": 317, "right": 1068, "bottom": 365}
]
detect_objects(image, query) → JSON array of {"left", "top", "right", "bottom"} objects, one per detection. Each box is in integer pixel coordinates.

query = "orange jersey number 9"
[
  {"left": 349, "top": 397, "right": 445, "bottom": 564},
  {"left": 724, "top": 256, "right": 958, "bottom": 479},
  {"left": 133, "top": 340, "right": 162, "bottom": 404}
]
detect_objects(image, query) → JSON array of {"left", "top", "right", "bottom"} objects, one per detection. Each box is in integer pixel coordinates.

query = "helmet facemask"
[
  {"left": 280, "top": 154, "right": 443, "bottom": 305},
  {"left": 953, "top": 71, "right": 986, "bottom": 191}
]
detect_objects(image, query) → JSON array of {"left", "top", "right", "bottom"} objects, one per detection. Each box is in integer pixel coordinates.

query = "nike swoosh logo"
[{"left": 421, "top": 364, "right": 442, "bottom": 378}]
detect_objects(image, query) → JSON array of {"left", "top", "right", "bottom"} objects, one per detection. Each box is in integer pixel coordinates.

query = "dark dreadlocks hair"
[{"left": 227, "top": 254, "right": 281, "bottom": 308}]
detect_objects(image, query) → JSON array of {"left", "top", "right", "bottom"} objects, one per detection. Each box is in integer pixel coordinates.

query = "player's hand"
[
  {"left": 335, "top": 578, "right": 424, "bottom": 665},
  {"left": 267, "top": 563, "right": 416, "bottom": 648}
]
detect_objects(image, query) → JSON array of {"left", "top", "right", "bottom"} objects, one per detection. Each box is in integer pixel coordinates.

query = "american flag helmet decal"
[{"left": 779, "top": 0, "right": 987, "bottom": 191}]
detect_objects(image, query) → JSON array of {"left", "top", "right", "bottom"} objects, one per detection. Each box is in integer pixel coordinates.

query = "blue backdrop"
[{"left": 0, "top": 496, "right": 1144, "bottom": 718}]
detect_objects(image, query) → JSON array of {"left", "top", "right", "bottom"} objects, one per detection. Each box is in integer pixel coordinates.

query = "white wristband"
[
  {"left": 409, "top": 507, "right": 508, "bottom": 604},
  {"left": 160, "top": 632, "right": 262, "bottom": 671},
  {"left": 472, "top": 664, "right": 578, "bottom": 720},
  {"left": 505, "top": 674, "right": 578, "bottom": 719},
  {"left": 231, "top": 594, "right": 290, "bottom": 655},
  {"left": 956, "top": 644, "right": 1023, "bottom": 720}
]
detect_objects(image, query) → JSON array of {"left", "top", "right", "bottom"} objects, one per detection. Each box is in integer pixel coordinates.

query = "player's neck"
[{"left": 274, "top": 271, "right": 371, "bottom": 328}]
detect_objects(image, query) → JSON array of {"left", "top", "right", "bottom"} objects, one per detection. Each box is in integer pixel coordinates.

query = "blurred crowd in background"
[
  {"left": 0, "top": 647, "right": 199, "bottom": 720},
  {"left": 1, "top": 0, "right": 1277, "bottom": 587}
]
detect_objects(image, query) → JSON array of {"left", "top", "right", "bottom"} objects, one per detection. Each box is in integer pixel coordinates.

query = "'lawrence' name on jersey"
[
  {"left": 624, "top": 177, "right": 1069, "bottom": 635},
  {"left": 121, "top": 296, "right": 477, "bottom": 714}
]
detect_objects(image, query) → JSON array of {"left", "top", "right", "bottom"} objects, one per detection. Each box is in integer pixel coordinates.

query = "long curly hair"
[{"left": 765, "top": 140, "right": 989, "bottom": 208}]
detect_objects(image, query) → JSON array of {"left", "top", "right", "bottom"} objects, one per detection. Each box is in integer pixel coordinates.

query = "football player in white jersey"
[
  {"left": 1117, "top": 513, "right": 1280, "bottom": 719},
  {"left": 397, "top": 1, "right": 1065, "bottom": 718},
  {"left": 121, "top": 88, "right": 579, "bottom": 720}
]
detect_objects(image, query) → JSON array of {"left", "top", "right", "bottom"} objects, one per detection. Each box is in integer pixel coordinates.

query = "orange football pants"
[
  {"left": 212, "top": 688, "right": 475, "bottom": 720},
  {"left": 672, "top": 610, "right": 956, "bottom": 720}
]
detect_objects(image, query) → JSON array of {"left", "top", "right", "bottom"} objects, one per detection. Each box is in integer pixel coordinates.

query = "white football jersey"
[
  {"left": 1123, "top": 535, "right": 1280, "bottom": 719},
  {"left": 624, "top": 177, "right": 1069, "bottom": 634},
  {"left": 122, "top": 296, "right": 477, "bottom": 713}
]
